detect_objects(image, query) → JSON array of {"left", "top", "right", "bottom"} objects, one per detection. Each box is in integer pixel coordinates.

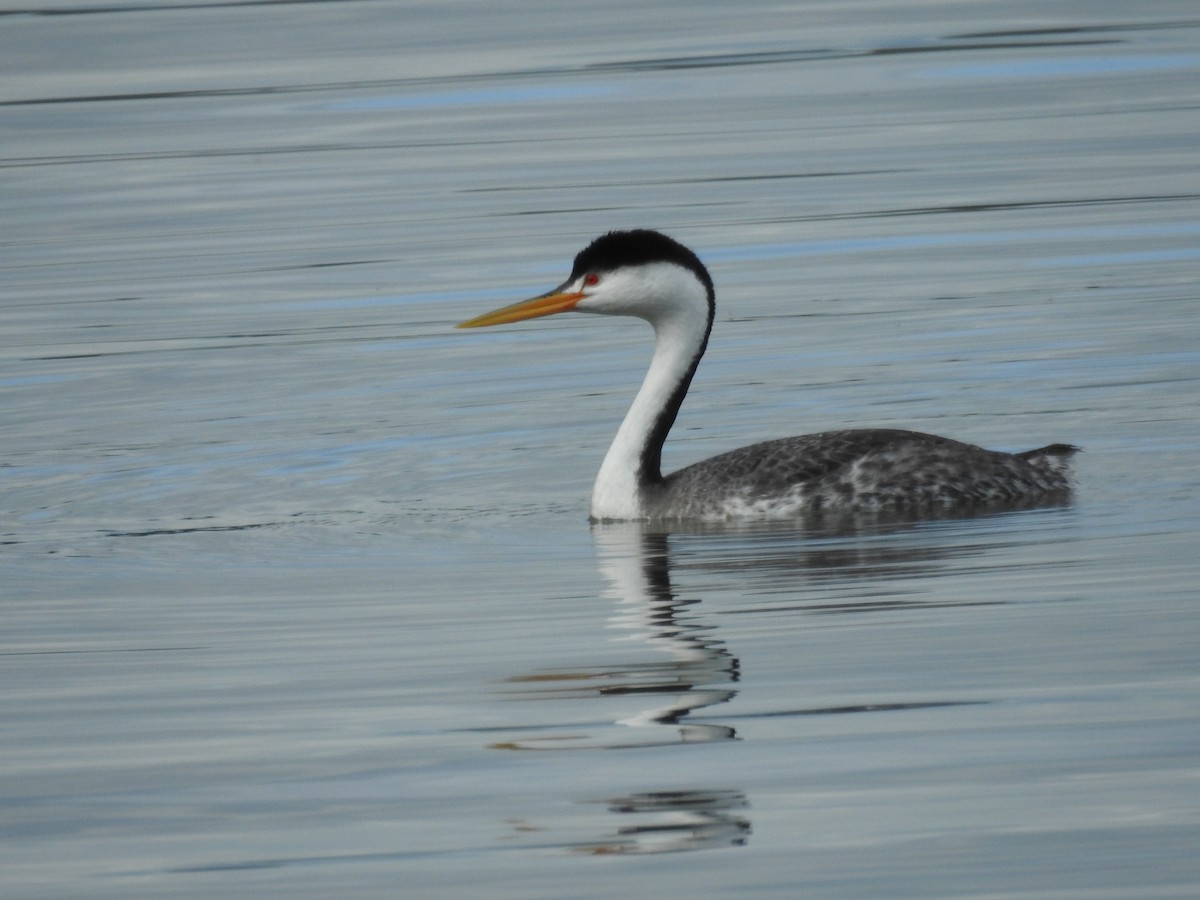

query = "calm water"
[{"left": 3, "top": 1, "right": 1199, "bottom": 897}]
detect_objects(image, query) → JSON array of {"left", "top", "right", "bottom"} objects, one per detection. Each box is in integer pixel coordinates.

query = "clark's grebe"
[{"left": 458, "top": 229, "right": 1077, "bottom": 521}]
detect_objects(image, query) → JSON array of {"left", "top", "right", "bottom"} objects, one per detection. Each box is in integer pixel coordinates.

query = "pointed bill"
[{"left": 456, "top": 289, "right": 585, "bottom": 328}]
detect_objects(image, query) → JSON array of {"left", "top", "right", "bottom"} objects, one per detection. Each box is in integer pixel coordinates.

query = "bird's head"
[{"left": 456, "top": 229, "right": 714, "bottom": 329}]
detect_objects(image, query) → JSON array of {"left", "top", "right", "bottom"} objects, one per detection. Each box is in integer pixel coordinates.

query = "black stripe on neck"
[
  {"left": 570, "top": 230, "right": 717, "bottom": 486},
  {"left": 640, "top": 301, "right": 713, "bottom": 485}
]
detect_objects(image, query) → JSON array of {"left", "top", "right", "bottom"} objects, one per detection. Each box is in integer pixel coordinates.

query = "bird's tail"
[{"left": 1016, "top": 443, "right": 1080, "bottom": 476}]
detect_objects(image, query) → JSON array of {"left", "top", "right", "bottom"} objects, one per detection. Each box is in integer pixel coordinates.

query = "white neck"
[{"left": 590, "top": 307, "right": 709, "bottom": 520}]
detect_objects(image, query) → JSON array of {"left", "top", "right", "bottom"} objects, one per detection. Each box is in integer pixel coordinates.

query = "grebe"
[{"left": 457, "top": 229, "right": 1077, "bottom": 521}]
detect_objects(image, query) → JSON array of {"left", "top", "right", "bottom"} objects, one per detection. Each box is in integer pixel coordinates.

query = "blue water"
[{"left": 3, "top": 2, "right": 1199, "bottom": 897}]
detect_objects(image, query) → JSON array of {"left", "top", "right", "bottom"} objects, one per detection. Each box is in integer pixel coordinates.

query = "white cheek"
[
  {"left": 595, "top": 270, "right": 663, "bottom": 316},
  {"left": 573, "top": 263, "right": 707, "bottom": 320}
]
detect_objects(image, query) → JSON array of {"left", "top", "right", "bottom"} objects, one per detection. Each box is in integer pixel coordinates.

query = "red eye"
[{"left": 583, "top": 273, "right": 600, "bottom": 286}]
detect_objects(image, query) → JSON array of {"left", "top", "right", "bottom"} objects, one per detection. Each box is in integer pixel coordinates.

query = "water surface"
[{"left": 3, "top": 2, "right": 1199, "bottom": 897}]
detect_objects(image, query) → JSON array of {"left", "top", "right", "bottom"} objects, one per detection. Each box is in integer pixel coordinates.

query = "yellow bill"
[{"left": 456, "top": 289, "right": 585, "bottom": 328}]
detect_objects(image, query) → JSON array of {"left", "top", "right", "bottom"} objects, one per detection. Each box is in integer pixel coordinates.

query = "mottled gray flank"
[{"left": 647, "top": 429, "right": 1078, "bottom": 520}]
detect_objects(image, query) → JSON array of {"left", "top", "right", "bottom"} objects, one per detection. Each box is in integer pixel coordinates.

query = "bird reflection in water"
[
  {"left": 491, "top": 525, "right": 748, "bottom": 852},
  {"left": 491, "top": 525, "right": 740, "bottom": 750},
  {"left": 501, "top": 788, "right": 750, "bottom": 856},
  {"left": 571, "top": 789, "right": 750, "bottom": 855}
]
